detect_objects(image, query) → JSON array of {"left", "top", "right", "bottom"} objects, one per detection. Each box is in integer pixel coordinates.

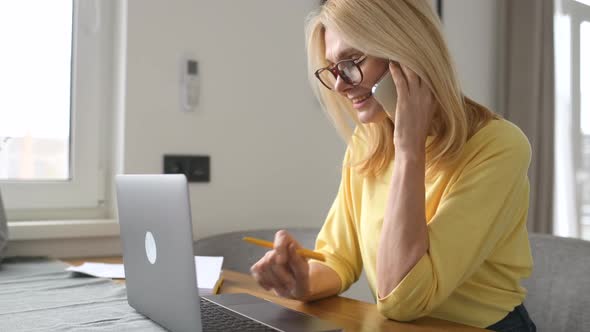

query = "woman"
[{"left": 250, "top": 1, "right": 536, "bottom": 331}]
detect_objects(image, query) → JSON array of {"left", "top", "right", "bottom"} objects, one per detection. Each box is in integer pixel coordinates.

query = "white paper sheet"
[
  {"left": 66, "top": 256, "right": 224, "bottom": 290},
  {"left": 194, "top": 256, "right": 223, "bottom": 289},
  {"left": 67, "top": 262, "right": 125, "bottom": 278}
]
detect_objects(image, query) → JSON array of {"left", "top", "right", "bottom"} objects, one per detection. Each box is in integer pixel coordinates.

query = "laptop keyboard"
[{"left": 200, "top": 298, "right": 278, "bottom": 331}]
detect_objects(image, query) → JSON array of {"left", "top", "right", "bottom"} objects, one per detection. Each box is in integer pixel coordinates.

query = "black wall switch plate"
[{"left": 163, "top": 155, "right": 210, "bottom": 182}]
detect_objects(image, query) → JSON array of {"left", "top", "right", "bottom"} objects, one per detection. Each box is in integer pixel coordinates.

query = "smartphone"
[{"left": 371, "top": 71, "right": 397, "bottom": 120}]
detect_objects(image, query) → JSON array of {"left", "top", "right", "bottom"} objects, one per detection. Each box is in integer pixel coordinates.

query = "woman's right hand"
[{"left": 250, "top": 230, "right": 310, "bottom": 299}]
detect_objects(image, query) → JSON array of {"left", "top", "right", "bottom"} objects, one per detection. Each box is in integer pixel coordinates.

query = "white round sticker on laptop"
[{"left": 145, "top": 231, "right": 157, "bottom": 264}]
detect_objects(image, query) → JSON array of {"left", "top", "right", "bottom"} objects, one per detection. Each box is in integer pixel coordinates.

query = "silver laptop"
[{"left": 116, "top": 174, "right": 342, "bottom": 332}]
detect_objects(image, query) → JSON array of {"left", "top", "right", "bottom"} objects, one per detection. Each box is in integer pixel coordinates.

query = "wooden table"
[{"left": 63, "top": 257, "right": 485, "bottom": 332}]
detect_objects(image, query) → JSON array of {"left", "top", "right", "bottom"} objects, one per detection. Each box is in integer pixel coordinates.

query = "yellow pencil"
[{"left": 242, "top": 237, "right": 326, "bottom": 262}]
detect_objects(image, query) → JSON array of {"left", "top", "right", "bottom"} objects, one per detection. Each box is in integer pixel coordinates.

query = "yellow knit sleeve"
[
  {"left": 377, "top": 122, "right": 532, "bottom": 321},
  {"left": 314, "top": 146, "right": 363, "bottom": 294}
]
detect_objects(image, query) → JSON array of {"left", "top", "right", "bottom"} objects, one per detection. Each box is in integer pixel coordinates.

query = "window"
[
  {"left": 554, "top": 0, "right": 590, "bottom": 239},
  {"left": 0, "top": 0, "right": 72, "bottom": 181},
  {"left": 580, "top": 21, "right": 590, "bottom": 237},
  {"left": 0, "top": 0, "right": 115, "bottom": 214}
]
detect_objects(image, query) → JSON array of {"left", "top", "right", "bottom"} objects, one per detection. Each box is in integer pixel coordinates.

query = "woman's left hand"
[{"left": 389, "top": 62, "right": 437, "bottom": 157}]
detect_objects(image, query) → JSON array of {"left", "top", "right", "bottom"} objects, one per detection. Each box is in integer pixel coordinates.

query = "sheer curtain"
[
  {"left": 554, "top": 0, "right": 578, "bottom": 238},
  {"left": 552, "top": 0, "right": 590, "bottom": 239},
  {"left": 498, "top": 0, "right": 555, "bottom": 234}
]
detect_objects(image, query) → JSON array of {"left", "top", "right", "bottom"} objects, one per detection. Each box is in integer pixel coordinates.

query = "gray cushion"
[
  {"left": 522, "top": 233, "right": 590, "bottom": 332},
  {"left": 0, "top": 192, "right": 7, "bottom": 262},
  {"left": 194, "top": 228, "right": 320, "bottom": 274}
]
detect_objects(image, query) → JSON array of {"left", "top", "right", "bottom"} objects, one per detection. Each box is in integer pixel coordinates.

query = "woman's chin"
[
  {"left": 357, "top": 108, "right": 387, "bottom": 124},
  {"left": 358, "top": 112, "right": 373, "bottom": 124}
]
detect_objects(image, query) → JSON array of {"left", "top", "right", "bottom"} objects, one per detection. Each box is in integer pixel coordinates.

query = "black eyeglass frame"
[{"left": 314, "top": 55, "right": 368, "bottom": 90}]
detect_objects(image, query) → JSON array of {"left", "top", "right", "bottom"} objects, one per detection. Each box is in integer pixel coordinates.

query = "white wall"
[
  {"left": 0, "top": 0, "right": 500, "bottom": 301},
  {"left": 122, "top": 0, "right": 500, "bottom": 239},
  {"left": 443, "top": 0, "right": 500, "bottom": 111},
  {"left": 124, "top": 0, "right": 344, "bottom": 239},
  {"left": 119, "top": 1, "right": 500, "bottom": 304}
]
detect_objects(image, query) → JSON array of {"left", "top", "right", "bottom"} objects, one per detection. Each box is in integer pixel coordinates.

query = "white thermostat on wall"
[{"left": 181, "top": 58, "right": 199, "bottom": 112}]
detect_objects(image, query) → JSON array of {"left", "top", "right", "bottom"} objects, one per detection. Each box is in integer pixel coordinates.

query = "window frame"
[{"left": 1, "top": 1, "right": 113, "bottom": 214}]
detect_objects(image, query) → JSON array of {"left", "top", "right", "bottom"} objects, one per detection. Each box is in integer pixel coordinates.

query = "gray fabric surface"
[
  {"left": 0, "top": 257, "right": 164, "bottom": 331},
  {"left": 0, "top": 192, "right": 8, "bottom": 262},
  {"left": 523, "top": 234, "right": 590, "bottom": 332}
]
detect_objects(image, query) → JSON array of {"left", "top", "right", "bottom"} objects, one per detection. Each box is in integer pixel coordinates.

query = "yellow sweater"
[{"left": 314, "top": 119, "right": 533, "bottom": 328}]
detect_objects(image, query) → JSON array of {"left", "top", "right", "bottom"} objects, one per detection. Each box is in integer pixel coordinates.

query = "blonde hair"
[{"left": 306, "top": 0, "right": 498, "bottom": 177}]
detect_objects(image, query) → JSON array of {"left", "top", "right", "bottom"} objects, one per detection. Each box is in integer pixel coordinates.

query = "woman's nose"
[{"left": 333, "top": 75, "right": 352, "bottom": 95}]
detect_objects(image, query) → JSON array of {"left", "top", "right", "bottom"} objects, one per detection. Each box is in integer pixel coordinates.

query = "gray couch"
[
  {"left": 523, "top": 233, "right": 590, "bottom": 332},
  {"left": 194, "top": 228, "right": 320, "bottom": 275}
]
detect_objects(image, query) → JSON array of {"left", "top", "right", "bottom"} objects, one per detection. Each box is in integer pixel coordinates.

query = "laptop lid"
[
  {"left": 116, "top": 174, "right": 342, "bottom": 332},
  {"left": 116, "top": 174, "right": 203, "bottom": 332}
]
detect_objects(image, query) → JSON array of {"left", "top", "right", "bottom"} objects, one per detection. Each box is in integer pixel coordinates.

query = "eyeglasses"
[{"left": 314, "top": 55, "right": 367, "bottom": 90}]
